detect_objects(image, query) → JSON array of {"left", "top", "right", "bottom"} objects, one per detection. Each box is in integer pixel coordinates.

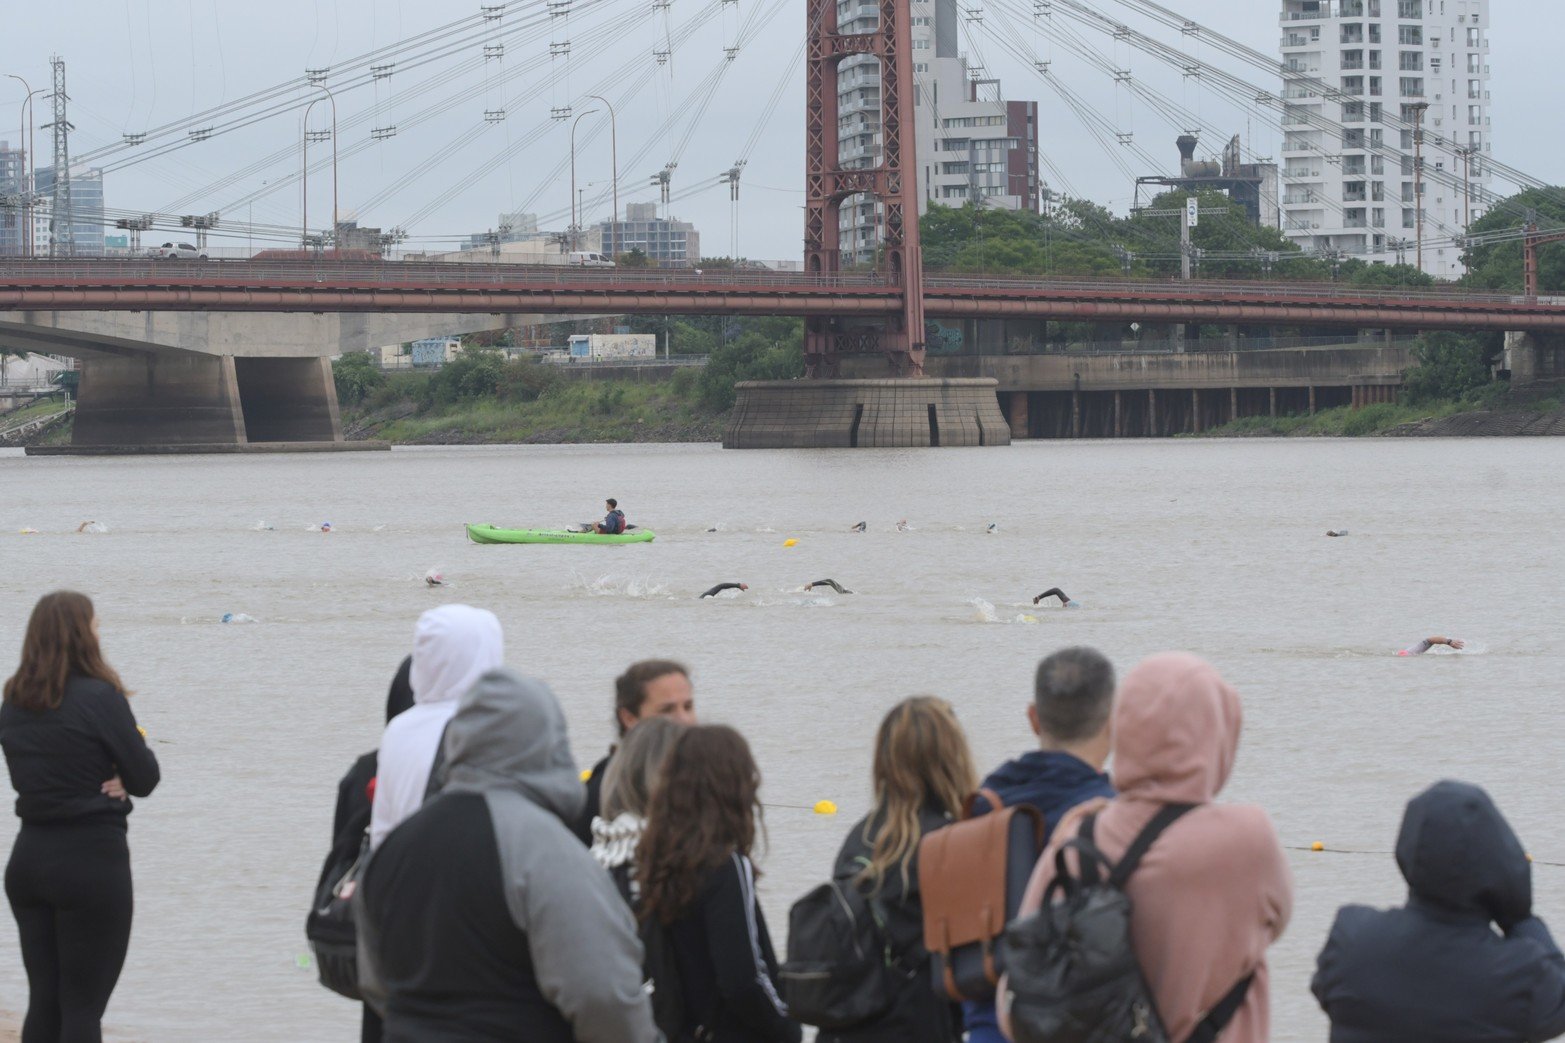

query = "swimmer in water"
[
  {"left": 895, "top": 519, "right": 910, "bottom": 532},
  {"left": 700, "top": 582, "right": 749, "bottom": 598},
  {"left": 1326, "top": 530, "right": 1350, "bottom": 538},
  {"left": 851, "top": 521, "right": 867, "bottom": 533},
  {"left": 76, "top": 521, "right": 98, "bottom": 533},
  {"left": 1398, "top": 636, "right": 1465, "bottom": 656},
  {"left": 803, "top": 579, "right": 852, "bottom": 595},
  {"left": 1032, "top": 588, "right": 1081, "bottom": 608}
]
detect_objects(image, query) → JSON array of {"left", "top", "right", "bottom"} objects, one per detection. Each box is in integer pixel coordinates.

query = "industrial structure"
[
  {"left": 1137, "top": 135, "right": 1280, "bottom": 228},
  {"left": 1279, "top": 0, "right": 1492, "bottom": 276},
  {"left": 835, "top": 0, "right": 1040, "bottom": 264}
]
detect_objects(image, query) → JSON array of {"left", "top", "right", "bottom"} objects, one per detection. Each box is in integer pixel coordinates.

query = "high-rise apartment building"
[
  {"left": 836, "top": 0, "right": 1039, "bottom": 264},
  {"left": 1279, "top": 0, "right": 1490, "bottom": 278},
  {"left": 0, "top": 142, "right": 25, "bottom": 256}
]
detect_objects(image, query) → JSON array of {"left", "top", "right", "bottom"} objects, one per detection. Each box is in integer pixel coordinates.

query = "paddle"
[{"left": 575, "top": 522, "right": 640, "bottom": 533}]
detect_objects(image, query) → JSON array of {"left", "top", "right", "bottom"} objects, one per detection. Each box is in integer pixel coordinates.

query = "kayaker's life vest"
[{"left": 607, "top": 510, "right": 626, "bottom": 534}]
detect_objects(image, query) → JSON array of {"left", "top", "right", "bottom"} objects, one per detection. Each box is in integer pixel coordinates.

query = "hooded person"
[
  {"left": 310, "top": 656, "right": 414, "bottom": 1042},
  {"left": 1312, "top": 780, "right": 1565, "bottom": 1043},
  {"left": 357, "top": 667, "right": 659, "bottom": 1042},
  {"left": 369, "top": 605, "right": 503, "bottom": 849},
  {"left": 1000, "top": 652, "right": 1292, "bottom": 1043}
]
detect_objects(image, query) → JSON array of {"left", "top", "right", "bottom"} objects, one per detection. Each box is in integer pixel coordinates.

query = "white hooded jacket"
[{"left": 369, "top": 604, "right": 503, "bottom": 848}]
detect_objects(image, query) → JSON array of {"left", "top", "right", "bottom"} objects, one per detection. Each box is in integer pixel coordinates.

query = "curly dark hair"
[{"left": 637, "top": 724, "right": 763, "bottom": 925}]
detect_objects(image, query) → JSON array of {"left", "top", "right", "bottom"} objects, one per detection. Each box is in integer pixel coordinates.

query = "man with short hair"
[
  {"left": 594, "top": 498, "right": 627, "bottom": 535},
  {"left": 964, "top": 645, "right": 1118, "bottom": 1043},
  {"left": 572, "top": 659, "right": 695, "bottom": 843}
]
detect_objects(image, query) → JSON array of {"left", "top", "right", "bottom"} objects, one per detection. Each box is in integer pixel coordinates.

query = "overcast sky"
[{"left": 1, "top": 0, "right": 1556, "bottom": 260}]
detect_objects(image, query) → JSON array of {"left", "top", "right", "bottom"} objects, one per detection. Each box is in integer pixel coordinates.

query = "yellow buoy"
[
  {"left": 783, "top": 538, "right": 798, "bottom": 548},
  {"left": 1311, "top": 841, "right": 1325, "bottom": 852},
  {"left": 813, "top": 800, "right": 838, "bottom": 816},
  {"left": 579, "top": 769, "right": 593, "bottom": 782}
]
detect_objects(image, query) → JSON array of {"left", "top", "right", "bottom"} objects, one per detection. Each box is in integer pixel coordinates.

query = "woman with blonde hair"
[
  {"left": 818, "top": 696, "right": 976, "bottom": 1043},
  {"left": 1, "top": 591, "right": 160, "bottom": 1042},
  {"left": 591, "top": 715, "right": 683, "bottom": 909}
]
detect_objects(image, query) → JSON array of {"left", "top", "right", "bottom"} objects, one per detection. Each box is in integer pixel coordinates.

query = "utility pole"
[
  {"left": 41, "top": 56, "right": 72, "bottom": 258},
  {"left": 1409, "top": 101, "right": 1429, "bottom": 273}
]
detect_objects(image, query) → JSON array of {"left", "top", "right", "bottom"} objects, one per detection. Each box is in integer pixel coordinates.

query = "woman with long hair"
[
  {"left": 1, "top": 591, "right": 160, "bottom": 1042},
  {"left": 638, "top": 725, "right": 800, "bottom": 1043},
  {"left": 591, "top": 715, "right": 683, "bottom": 910},
  {"left": 818, "top": 696, "right": 975, "bottom": 1043}
]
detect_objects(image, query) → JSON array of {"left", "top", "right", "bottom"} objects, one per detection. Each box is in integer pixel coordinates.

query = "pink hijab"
[{"left": 1001, "top": 653, "right": 1292, "bottom": 1043}]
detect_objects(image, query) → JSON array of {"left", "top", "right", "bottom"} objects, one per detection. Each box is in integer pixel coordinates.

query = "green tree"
[
  {"left": 428, "top": 346, "right": 506, "bottom": 404},
  {"left": 1462, "top": 186, "right": 1565, "bottom": 294},
  {"left": 696, "top": 317, "right": 804, "bottom": 411},
  {"left": 1402, "top": 331, "right": 1493, "bottom": 403},
  {"left": 331, "top": 351, "right": 385, "bottom": 406},
  {"left": 616, "top": 248, "right": 653, "bottom": 268}
]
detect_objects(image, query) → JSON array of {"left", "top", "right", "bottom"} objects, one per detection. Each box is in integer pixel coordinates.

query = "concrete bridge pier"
[
  {"left": 39, "top": 350, "right": 370, "bottom": 454},
  {"left": 1505, "top": 331, "right": 1565, "bottom": 385}
]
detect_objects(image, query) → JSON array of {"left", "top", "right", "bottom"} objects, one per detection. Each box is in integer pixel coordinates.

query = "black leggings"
[{"left": 5, "top": 821, "right": 133, "bottom": 1043}]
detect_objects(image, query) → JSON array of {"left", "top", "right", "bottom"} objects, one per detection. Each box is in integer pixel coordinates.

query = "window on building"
[
  {"left": 1402, "top": 208, "right": 1416, "bottom": 228},
  {"left": 1398, "top": 25, "right": 1423, "bottom": 45},
  {"left": 1399, "top": 77, "right": 1424, "bottom": 96},
  {"left": 1398, "top": 51, "right": 1423, "bottom": 71}
]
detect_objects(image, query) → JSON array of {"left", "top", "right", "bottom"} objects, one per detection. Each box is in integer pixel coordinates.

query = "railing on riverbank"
[{"left": 0, "top": 398, "right": 73, "bottom": 442}]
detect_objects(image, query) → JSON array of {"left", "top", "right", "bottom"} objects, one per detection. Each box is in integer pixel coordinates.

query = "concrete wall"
[
  {"left": 725, "top": 379, "right": 1011, "bottom": 449},
  {"left": 924, "top": 344, "right": 1413, "bottom": 391},
  {"left": 234, "top": 357, "right": 343, "bottom": 442},
  {"left": 73, "top": 352, "right": 247, "bottom": 446}
]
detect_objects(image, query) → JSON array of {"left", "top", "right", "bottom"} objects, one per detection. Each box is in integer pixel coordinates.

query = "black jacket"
[
  {"left": 0, "top": 675, "right": 160, "bottom": 826},
  {"left": 818, "top": 805, "right": 959, "bottom": 1043},
  {"left": 1313, "top": 779, "right": 1565, "bottom": 1043},
  {"left": 669, "top": 852, "right": 801, "bottom": 1043},
  {"left": 573, "top": 751, "right": 612, "bottom": 844}
]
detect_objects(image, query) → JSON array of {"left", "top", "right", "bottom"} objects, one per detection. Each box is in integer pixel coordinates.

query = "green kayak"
[{"left": 465, "top": 524, "right": 656, "bottom": 545}]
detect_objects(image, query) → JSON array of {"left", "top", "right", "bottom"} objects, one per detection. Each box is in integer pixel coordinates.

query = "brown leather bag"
[{"left": 917, "top": 788, "right": 1045, "bottom": 1001}]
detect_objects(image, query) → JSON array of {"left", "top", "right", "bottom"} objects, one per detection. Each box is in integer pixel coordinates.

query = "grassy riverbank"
[{"left": 343, "top": 371, "right": 727, "bottom": 444}]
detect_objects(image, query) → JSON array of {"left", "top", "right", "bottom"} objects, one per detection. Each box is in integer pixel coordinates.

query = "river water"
[{"left": 0, "top": 438, "right": 1562, "bottom": 1040}]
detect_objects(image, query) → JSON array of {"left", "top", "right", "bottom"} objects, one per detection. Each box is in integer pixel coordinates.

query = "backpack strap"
[
  {"left": 1186, "top": 973, "right": 1254, "bottom": 1043},
  {"left": 961, "top": 787, "right": 1004, "bottom": 819},
  {"left": 1107, "top": 803, "right": 1197, "bottom": 889}
]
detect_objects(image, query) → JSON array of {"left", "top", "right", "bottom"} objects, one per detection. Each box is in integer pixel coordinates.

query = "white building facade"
[
  {"left": 1279, "top": 0, "right": 1491, "bottom": 278},
  {"left": 836, "top": 0, "right": 1039, "bottom": 264}
]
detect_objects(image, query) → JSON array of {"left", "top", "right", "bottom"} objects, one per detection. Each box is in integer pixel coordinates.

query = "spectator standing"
[
  {"left": 1003, "top": 652, "right": 1292, "bottom": 1043},
  {"left": 819, "top": 696, "right": 974, "bottom": 1043},
  {"left": 1312, "top": 779, "right": 1565, "bottom": 1042},
  {"left": 964, "top": 646, "right": 1118, "bottom": 1043},
  {"left": 638, "top": 725, "right": 800, "bottom": 1043},
  {"left": 359, "top": 667, "right": 658, "bottom": 1042},
  {"left": 575, "top": 659, "right": 695, "bottom": 842},
  {"left": 590, "top": 715, "right": 683, "bottom": 910},
  {"left": 369, "top": 605, "right": 503, "bottom": 849},
  {"left": 1, "top": 591, "right": 160, "bottom": 1042}
]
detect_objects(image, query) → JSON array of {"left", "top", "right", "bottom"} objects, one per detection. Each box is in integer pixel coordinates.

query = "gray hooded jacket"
[{"left": 359, "top": 667, "right": 660, "bottom": 1043}]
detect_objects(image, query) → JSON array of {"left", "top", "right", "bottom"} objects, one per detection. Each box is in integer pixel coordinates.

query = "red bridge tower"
[{"left": 803, "top": 0, "right": 927, "bottom": 377}]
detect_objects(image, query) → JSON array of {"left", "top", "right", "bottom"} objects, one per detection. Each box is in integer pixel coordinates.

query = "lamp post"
[
  {"left": 6, "top": 75, "right": 39, "bottom": 257},
  {"left": 585, "top": 94, "right": 618, "bottom": 257},
  {"left": 568, "top": 108, "right": 599, "bottom": 252},
  {"left": 301, "top": 84, "right": 339, "bottom": 254},
  {"left": 1409, "top": 100, "right": 1429, "bottom": 273}
]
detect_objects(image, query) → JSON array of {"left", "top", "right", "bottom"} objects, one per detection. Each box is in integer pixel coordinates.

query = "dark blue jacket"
[
  {"left": 1313, "top": 779, "right": 1565, "bottom": 1043},
  {"left": 964, "top": 750, "right": 1114, "bottom": 1043}
]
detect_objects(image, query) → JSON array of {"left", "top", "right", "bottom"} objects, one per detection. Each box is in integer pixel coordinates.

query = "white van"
[{"left": 568, "top": 251, "right": 616, "bottom": 268}]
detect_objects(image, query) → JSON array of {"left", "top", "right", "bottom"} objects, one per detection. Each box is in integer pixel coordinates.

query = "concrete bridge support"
[
  {"left": 725, "top": 379, "right": 1011, "bottom": 449},
  {"left": 1505, "top": 331, "right": 1565, "bottom": 385},
  {"left": 57, "top": 351, "right": 355, "bottom": 453}
]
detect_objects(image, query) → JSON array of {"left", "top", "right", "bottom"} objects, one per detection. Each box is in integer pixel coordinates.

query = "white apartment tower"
[
  {"left": 1279, "top": 0, "right": 1491, "bottom": 278},
  {"left": 835, "top": 0, "right": 1040, "bottom": 264}
]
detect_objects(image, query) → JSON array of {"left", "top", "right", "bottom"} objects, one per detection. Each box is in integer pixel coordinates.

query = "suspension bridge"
[{"left": 2, "top": 0, "right": 1563, "bottom": 450}]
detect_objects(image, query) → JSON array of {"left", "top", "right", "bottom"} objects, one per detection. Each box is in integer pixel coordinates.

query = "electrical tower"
[
  {"left": 42, "top": 56, "right": 73, "bottom": 258},
  {"left": 803, "top": 0, "right": 926, "bottom": 377}
]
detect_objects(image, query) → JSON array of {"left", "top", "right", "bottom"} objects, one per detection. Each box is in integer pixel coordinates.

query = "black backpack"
[
  {"left": 1002, "top": 804, "right": 1252, "bottom": 1043},
  {"left": 779, "top": 872, "right": 899, "bottom": 1029}
]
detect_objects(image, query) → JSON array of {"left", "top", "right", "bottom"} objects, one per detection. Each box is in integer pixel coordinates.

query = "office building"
[
  {"left": 836, "top": 0, "right": 1040, "bottom": 263},
  {"left": 0, "top": 141, "right": 25, "bottom": 256},
  {"left": 33, "top": 166, "right": 106, "bottom": 257},
  {"left": 1279, "top": 0, "right": 1491, "bottom": 277},
  {"left": 598, "top": 202, "right": 701, "bottom": 266}
]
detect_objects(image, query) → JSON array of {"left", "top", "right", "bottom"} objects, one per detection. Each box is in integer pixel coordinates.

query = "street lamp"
[
  {"left": 6, "top": 75, "right": 40, "bottom": 257},
  {"left": 568, "top": 108, "right": 599, "bottom": 252},
  {"left": 301, "top": 83, "right": 339, "bottom": 254},
  {"left": 585, "top": 94, "right": 618, "bottom": 257}
]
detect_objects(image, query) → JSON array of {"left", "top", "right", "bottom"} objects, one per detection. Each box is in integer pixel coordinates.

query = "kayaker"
[{"left": 594, "top": 499, "right": 627, "bottom": 535}]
